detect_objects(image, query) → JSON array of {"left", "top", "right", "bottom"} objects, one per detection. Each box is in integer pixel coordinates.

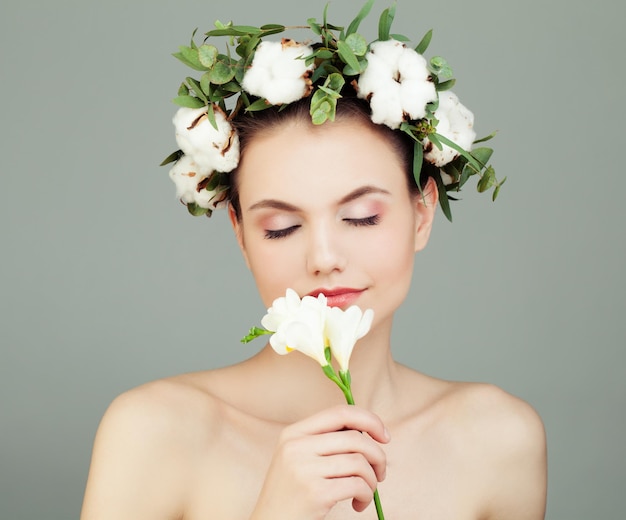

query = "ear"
[
  {"left": 228, "top": 204, "right": 250, "bottom": 269},
  {"left": 413, "top": 176, "right": 437, "bottom": 253}
]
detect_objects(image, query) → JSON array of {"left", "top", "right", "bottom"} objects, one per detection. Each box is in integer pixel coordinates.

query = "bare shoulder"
[
  {"left": 441, "top": 382, "right": 547, "bottom": 519},
  {"left": 81, "top": 373, "right": 224, "bottom": 520}
]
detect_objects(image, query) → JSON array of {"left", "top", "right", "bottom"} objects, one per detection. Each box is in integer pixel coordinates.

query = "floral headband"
[{"left": 161, "top": 0, "right": 503, "bottom": 221}]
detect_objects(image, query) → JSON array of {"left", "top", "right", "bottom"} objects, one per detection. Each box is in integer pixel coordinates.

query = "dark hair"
[{"left": 228, "top": 94, "right": 431, "bottom": 220}]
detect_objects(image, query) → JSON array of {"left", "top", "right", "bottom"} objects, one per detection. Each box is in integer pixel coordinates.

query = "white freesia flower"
[
  {"left": 424, "top": 91, "right": 476, "bottom": 167},
  {"left": 173, "top": 106, "right": 240, "bottom": 173},
  {"left": 325, "top": 306, "right": 374, "bottom": 373},
  {"left": 357, "top": 39, "right": 437, "bottom": 129},
  {"left": 242, "top": 39, "right": 314, "bottom": 105},
  {"left": 168, "top": 154, "right": 221, "bottom": 208},
  {"left": 261, "top": 289, "right": 329, "bottom": 366}
]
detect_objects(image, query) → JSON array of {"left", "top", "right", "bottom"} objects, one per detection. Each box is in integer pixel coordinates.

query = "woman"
[{"left": 81, "top": 5, "right": 546, "bottom": 519}]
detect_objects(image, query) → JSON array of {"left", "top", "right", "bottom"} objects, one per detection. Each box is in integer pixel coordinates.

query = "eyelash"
[{"left": 263, "top": 215, "right": 380, "bottom": 240}]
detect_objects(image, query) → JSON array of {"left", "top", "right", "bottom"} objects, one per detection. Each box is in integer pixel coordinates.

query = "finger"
[
  {"left": 320, "top": 452, "right": 379, "bottom": 491},
  {"left": 283, "top": 405, "right": 390, "bottom": 444},
  {"left": 314, "top": 430, "right": 387, "bottom": 482}
]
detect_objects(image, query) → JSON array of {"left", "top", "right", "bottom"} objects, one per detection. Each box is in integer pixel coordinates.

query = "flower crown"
[{"left": 161, "top": 0, "right": 504, "bottom": 221}]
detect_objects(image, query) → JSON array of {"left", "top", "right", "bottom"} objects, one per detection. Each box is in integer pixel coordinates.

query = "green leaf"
[
  {"left": 186, "top": 76, "right": 207, "bottom": 102},
  {"left": 260, "top": 23, "right": 286, "bottom": 31},
  {"left": 200, "top": 72, "right": 212, "bottom": 96},
  {"left": 206, "top": 103, "right": 217, "bottom": 130},
  {"left": 434, "top": 171, "right": 453, "bottom": 222},
  {"left": 198, "top": 44, "right": 218, "bottom": 68},
  {"left": 378, "top": 3, "right": 396, "bottom": 41},
  {"left": 178, "top": 45, "right": 206, "bottom": 70},
  {"left": 477, "top": 166, "right": 496, "bottom": 192},
  {"left": 412, "top": 140, "right": 423, "bottom": 186},
  {"left": 390, "top": 33, "right": 410, "bottom": 42},
  {"left": 172, "top": 51, "right": 207, "bottom": 72},
  {"left": 160, "top": 149, "right": 183, "bottom": 166},
  {"left": 187, "top": 202, "right": 209, "bottom": 217},
  {"left": 337, "top": 40, "right": 362, "bottom": 73},
  {"left": 436, "top": 78, "right": 456, "bottom": 91},
  {"left": 346, "top": 0, "right": 375, "bottom": 36},
  {"left": 345, "top": 33, "right": 368, "bottom": 56},
  {"left": 209, "top": 56, "right": 236, "bottom": 84},
  {"left": 326, "top": 72, "right": 345, "bottom": 92},
  {"left": 471, "top": 147, "right": 493, "bottom": 167},
  {"left": 177, "top": 82, "right": 189, "bottom": 96},
  {"left": 307, "top": 18, "right": 322, "bottom": 36},
  {"left": 343, "top": 58, "right": 367, "bottom": 76},
  {"left": 173, "top": 95, "right": 205, "bottom": 108},
  {"left": 245, "top": 98, "right": 271, "bottom": 112},
  {"left": 474, "top": 131, "right": 497, "bottom": 144},
  {"left": 415, "top": 29, "right": 433, "bottom": 55},
  {"left": 492, "top": 184, "right": 501, "bottom": 201},
  {"left": 430, "top": 56, "right": 453, "bottom": 79}
]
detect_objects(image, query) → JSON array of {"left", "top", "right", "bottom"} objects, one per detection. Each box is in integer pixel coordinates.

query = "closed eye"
[
  {"left": 264, "top": 225, "right": 301, "bottom": 240},
  {"left": 344, "top": 215, "right": 380, "bottom": 227}
]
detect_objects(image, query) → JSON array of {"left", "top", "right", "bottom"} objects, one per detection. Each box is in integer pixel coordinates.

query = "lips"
[{"left": 307, "top": 287, "right": 365, "bottom": 308}]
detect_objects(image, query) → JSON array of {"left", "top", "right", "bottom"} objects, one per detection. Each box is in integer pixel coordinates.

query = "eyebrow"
[{"left": 247, "top": 185, "right": 391, "bottom": 212}]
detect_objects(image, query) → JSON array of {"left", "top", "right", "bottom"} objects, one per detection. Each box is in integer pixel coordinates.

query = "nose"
[{"left": 306, "top": 221, "right": 346, "bottom": 276}]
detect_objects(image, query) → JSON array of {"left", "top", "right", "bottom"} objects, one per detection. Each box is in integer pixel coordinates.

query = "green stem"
[{"left": 325, "top": 368, "right": 385, "bottom": 520}]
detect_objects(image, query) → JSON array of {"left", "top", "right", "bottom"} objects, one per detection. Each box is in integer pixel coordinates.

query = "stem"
[{"left": 334, "top": 371, "right": 384, "bottom": 520}]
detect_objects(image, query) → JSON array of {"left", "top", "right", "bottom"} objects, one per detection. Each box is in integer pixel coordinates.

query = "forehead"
[{"left": 235, "top": 119, "right": 407, "bottom": 209}]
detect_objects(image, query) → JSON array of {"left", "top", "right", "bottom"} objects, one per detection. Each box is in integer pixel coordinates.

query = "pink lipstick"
[{"left": 307, "top": 287, "right": 365, "bottom": 308}]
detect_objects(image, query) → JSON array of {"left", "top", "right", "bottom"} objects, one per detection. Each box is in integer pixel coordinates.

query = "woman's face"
[{"left": 230, "top": 118, "right": 436, "bottom": 331}]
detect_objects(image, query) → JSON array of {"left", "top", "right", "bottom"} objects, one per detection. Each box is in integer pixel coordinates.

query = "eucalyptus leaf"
[
  {"left": 492, "top": 184, "right": 501, "bottom": 201},
  {"left": 209, "top": 57, "right": 236, "bottom": 85},
  {"left": 378, "top": 3, "right": 396, "bottom": 41},
  {"left": 186, "top": 77, "right": 207, "bottom": 102},
  {"left": 337, "top": 40, "right": 361, "bottom": 72},
  {"left": 172, "top": 51, "right": 207, "bottom": 72},
  {"left": 200, "top": 72, "right": 212, "bottom": 96},
  {"left": 179, "top": 45, "right": 206, "bottom": 70},
  {"left": 187, "top": 202, "right": 209, "bottom": 217},
  {"left": 415, "top": 29, "right": 433, "bottom": 55},
  {"left": 473, "top": 131, "right": 497, "bottom": 144},
  {"left": 206, "top": 103, "right": 218, "bottom": 130},
  {"left": 471, "top": 147, "right": 493, "bottom": 167},
  {"left": 477, "top": 166, "right": 496, "bottom": 192},
  {"left": 173, "top": 95, "right": 205, "bottom": 108},
  {"left": 345, "top": 33, "right": 368, "bottom": 56},
  {"left": 325, "top": 72, "right": 345, "bottom": 91},
  {"left": 412, "top": 140, "right": 423, "bottom": 186},
  {"left": 390, "top": 33, "right": 410, "bottom": 42},
  {"left": 160, "top": 149, "right": 183, "bottom": 166},
  {"left": 198, "top": 44, "right": 218, "bottom": 68},
  {"left": 436, "top": 79, "right": 456, "bottom": 91},
  {"left": 343, "top": 59, "right": 367, "bottom": 76},
  {"left": 245, "top": 98, "right": 271, "bottom": 112},
  {"left": 345, "top": 0, "right": 374, "bottom": 36},
  {"left": 177, "top": 82, "right": 190, "bottom": 96},
  {"left": 434, "top": 172, "right": 453, "bottom": 222}
]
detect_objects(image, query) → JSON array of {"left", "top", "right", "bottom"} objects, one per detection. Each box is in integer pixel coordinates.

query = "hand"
[{"left": 250, "top": 405, "right": 390, "bottom": 520}]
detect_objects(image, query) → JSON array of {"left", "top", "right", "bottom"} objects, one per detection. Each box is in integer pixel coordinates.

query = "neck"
[{"left": 238, "top": 318, "right": 401, "bottom": 423}]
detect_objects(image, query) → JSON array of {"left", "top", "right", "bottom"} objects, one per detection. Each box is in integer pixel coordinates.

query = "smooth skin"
[{"left": 81, "top": 118, "right": 547, "bottom": 520}]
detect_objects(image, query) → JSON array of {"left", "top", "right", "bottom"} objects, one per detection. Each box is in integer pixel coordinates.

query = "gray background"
[{"left": 1, "top": 0, "right": 624, "bottom": 518}]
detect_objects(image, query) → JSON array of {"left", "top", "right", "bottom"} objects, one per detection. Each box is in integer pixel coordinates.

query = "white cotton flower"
[
  {"left": 173, "top": 106, "right": 240, "bottom": 173},
  {"left": 325, "top": 306, "right": 374, "bottom": 373},
  {"left": 357, "top": 39, "right": 437, "bottom": 129},
  {"left": 168, "top": 154, "right": 218, "bottom": 207},
  {"left": 261, "top": 289, "right": 329, "bottom": 366},
  {"left": 242, "top": 39, "right": 314, "bottom": 105},
  {"left": 424, "top": 91, "right": 476, "bottom": 167}
]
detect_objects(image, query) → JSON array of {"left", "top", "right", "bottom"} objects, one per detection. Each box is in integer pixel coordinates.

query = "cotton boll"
[
  {"left": 242, "top": 40, "right": 314, "bottom": 105},
  {"left": 424, "top": 91, "right": 476, "bottom": 167},
  {"left": 168, "top": 155, "right": 211, "bottom": 204},
  {"left": 357, "top": 39, "right": 436, "bottom": 129},
  {"left": 172, "top": 106, "right": 240, "bottom": 173}
]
